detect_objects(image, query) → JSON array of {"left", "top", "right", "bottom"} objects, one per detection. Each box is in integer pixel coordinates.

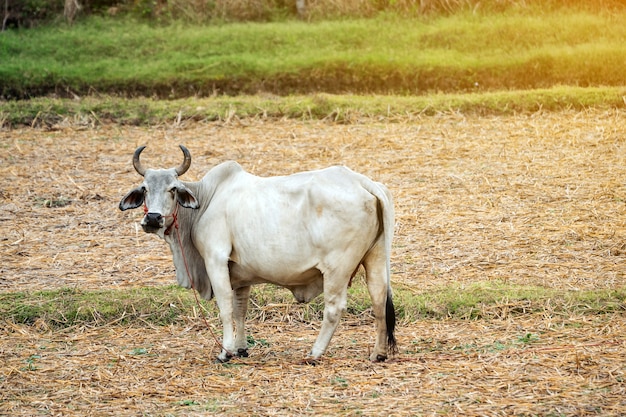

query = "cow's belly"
[
  {"left": 228, "top": 261, "right": 323, "bottom": 288},
  {"left": 229, "top": 261, "right": 324, "bottom": 303}
]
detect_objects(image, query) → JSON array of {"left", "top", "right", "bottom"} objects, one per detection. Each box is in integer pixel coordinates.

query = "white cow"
[{"left": 119, "top": 145, "right": 397, "bottom": 363}]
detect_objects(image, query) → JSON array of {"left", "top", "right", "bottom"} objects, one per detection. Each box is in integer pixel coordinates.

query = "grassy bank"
[
  {"left": 2, "top": 9, "right": 626, "bottom": 99},
  {"left": 2, "top": 87, "right": 626, "bottom": 127},
  {"left": 1, "top": 282, "right": 624, "bottom": 329}
]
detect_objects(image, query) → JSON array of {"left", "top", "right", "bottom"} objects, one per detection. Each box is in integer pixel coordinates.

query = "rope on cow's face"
[
  {"left": 142, "top": 201, "right": 234, "bottom": 359},
  {"left": 142, "top": 202, "right": 178, "bottom": 236}
]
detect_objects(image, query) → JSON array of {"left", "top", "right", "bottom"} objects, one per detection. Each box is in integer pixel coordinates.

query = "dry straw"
[{"left": 1, "top": 109, "right": 625, "bottom": 415}]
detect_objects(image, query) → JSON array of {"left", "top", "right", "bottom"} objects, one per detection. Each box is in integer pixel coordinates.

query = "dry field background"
[{"left": 1, "top": 109, "right": 626, "bottom": 415}]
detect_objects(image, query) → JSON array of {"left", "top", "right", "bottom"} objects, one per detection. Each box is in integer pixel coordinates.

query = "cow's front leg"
[
  {"left": 205, "top": 259, "right": 237, "bottom": 363},
  {"left": 233, "top": 286, "right": 251, "bottom": 358},
  {"left": 307, "top": 277, "right": 348, "bottom": 362}
]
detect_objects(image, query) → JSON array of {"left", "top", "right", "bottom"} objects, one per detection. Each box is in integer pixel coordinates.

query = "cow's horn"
[
  {"left": 133, "top": 145, "right": 147, "bottom": 176},
  {"left": 175, "top": 145, "right": 192, "bottom": 176}
]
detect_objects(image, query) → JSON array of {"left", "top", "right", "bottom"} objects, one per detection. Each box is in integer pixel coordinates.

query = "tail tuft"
[{"left": 385, "top": 292, "right": 398, "bottom": 355}]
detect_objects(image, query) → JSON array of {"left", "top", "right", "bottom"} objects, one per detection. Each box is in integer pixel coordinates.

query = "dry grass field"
[{"left": 1, "top": 109, "right": 625, "bottom": 415}]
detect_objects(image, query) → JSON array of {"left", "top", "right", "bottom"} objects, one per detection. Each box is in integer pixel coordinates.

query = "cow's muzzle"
[{"left": 142, "top": 212, "right": 164, "bottom": 232}]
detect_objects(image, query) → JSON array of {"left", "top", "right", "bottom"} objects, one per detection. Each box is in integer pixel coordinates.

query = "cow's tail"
[
  {"left": 386, "top": 288, "right": 398, "bottom": 355},
  {"left": 362, "top": 177, "right": 398, "bottom": 355}
]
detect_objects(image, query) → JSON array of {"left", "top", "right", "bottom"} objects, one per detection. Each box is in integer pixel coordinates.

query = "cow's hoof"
[
  {"left": 236, "top": 348, "right": 249, "bottom": 358},
  {"left": 372, "top": 354, "right": 388, "bottom": 363},
  {"left": 214, "top": 353, "right": 233, "bottom": 364},
  {"left": 302, "top": 357, "right": 320, "bottom": 366}
]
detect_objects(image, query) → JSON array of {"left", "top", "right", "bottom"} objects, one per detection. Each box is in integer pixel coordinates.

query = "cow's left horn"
[
  {"left": 133, "top": 146, "right": 147, "bottom": 176},
  {"left": 175, "top": 145, "right": 192, "bottom": 176}
]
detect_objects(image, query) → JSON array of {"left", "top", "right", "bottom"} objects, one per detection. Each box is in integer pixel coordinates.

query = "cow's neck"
[{"left": 163, "top": 183, "right": 213, "bottom": 300}]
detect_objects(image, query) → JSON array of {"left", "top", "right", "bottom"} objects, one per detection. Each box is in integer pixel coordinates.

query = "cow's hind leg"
[
  {"left": 363, "top": 241, "right": 396, "bottom": 362},
  {"left": 233, "top": 286, "right": 251, "bottom": 358},
  {"left": 307, "top": 268, "right": 350, "bottom": 362}
]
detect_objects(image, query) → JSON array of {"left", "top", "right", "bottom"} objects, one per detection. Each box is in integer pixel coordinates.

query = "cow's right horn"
[
  {"left": 133, "top": 145, "right": 147, "bottom": 176},
  {"left": 175, "top": 145, "right": 192, "bottom": 176}
]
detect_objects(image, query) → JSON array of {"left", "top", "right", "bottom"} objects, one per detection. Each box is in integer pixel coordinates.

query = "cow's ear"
[
  {"left": 176, "top": 185, "right": 199, "bottom": 209},
  {"left": 119, "top": 187, "right": 145, "bottom": 211}
]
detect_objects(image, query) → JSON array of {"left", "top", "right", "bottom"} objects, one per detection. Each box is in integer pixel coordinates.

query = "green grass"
[
  {"left": 396, "top": 281, "right": 626, "bottom": 321},
  {"left": 2, "top": 86, "right": 625, "bottom": 127},
  {"left": 2, "top": 9, "right": 626, "bottom": 99},
  {"left": 1, "top": 282, "right": 624, "bottom": 329},
  {"left": 0, "top": 286, "right": 208, "bottom": 328}
]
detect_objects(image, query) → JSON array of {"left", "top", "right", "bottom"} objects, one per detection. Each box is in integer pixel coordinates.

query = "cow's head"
[{"left": 119, "top": 145, "right": 199, "bottom": 234}]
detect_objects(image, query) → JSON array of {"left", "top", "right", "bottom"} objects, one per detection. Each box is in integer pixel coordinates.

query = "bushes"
[
  {"left": 2, "top": 0, "right": 625, "bottom": 28},
  {"left": 2, "top": 0, "right": 63, "bottom": 29}
]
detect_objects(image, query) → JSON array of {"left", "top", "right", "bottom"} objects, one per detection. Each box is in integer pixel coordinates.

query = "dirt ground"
[{"left": 1, "top": 110, "right": 626, "bottom": 415}]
